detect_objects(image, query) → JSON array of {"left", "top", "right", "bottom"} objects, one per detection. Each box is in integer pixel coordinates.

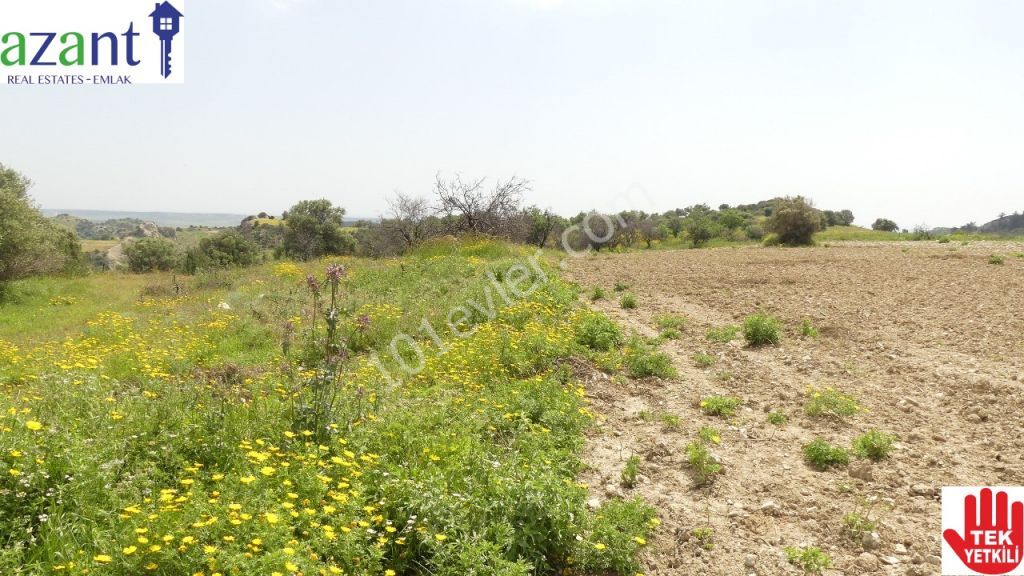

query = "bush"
[
  {"left": 700, "top": 395, "right": 740, "bottom": 418},
  {"left": 576, "top": 313, "right": 623, "bottom": 352},
  {"left": 872, "top": 218, "right": 899, "bottom": 232},
  {"left": 805, "top": 386, "right": 860, "bottom": 419},
  {"left": 743, "top": 313, "right": 781, "bottom": 346},
  {"left": 766, "top": 196, "right": 821, "bottom": 246},
  {"left": 283, "top": 199, "right": 356, "bottom": 260},
  {"left": 620, "top": 292, "right": 637, "bottom": 309},
  {"left": 184, "top": 230, "right": 262, "bottom": 273},
  {"left": 590, "top": 286, "right": 605, "bottom": 301},
  {"left": 803, "top": 439, "right": 849, "bottom": 470},
  {"left": 989, "top": 255, "right": 1005, "bottom": 265},
  {"left": 851, "top": 429, "right": 895, "bottom": 461},
  {"left": 624, "top": 340, "right": 676, "bottom": 379},
  {"left": 124, "top": 237, "right": 178, "bottom": 273}
]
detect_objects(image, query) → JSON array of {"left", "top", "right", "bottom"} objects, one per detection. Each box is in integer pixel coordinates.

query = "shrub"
[
  {"left": 871, "top": 218, "right": 899, "bottom": 232},
  {"left": 624, "top": 342, "right": 676, "bottom": 379},
  {"left": 767, "top": 196, "right": 822, "bottom": 246},
  {"left": 692, "top": 352, "right": 715, "bottom": 367},
  {"left": 803, "top": 439, "right": 849, "bottom": 470},
  {"left": 743, "top": 313, "right": 781, "bottom": 346},
  {"left": 590, "top": 286, "right": 605, "bottom": 301},
  {"left": 124, "top": 237, "right": 178, "bottom": 273},
  {"left": 785, "top": 546, "right": 832, "bottom": 573},
  {"left": 692, "top": 527, "right": 715, "bottom": 550},
  {"left": 799, "top": 318, "right": 819, "bottom": 339},
  {"left": 620, "top": 455, "right": 641, "bottom": 488},
  {"left": 620, "top": 292, "right": 637, "bottom": 309},
  {"left": 700, "top": 395, "right": 740, "bottom": 418},
  {"left": 989, "top": 255, "right": 1005, "bottom": 265},
  {"left": 805, "top": 386, "right": 860, "bottom": 419},
  {"left": 282, "top": 199, "right": 356, "bottom": 260},
  {"left": 761, "top": 233, "right": 782, "bottom": 247},
  {"left": 654, "top": 314, "right": 685, "bottom": 330},
  {"left": 767, "top": 411, "right": 788, "bottom": 425},
  {"left": 686, "top": 440, "right": 722, "bottom": 485},
  {"left": 576, "top": 313, "right": 623, "bottom": 352},
  {"left": 184, "top": 230, "right": 262, "bottom": 273},
  {"left": 851, "top": 429, "right": 895, "bottom": 461},
  {"left": 937, "top": 237, "right": 951, "bottom": 244},
  {"left": 706, "top": 325, "right": 739, "bottom": 343},
  {"left": 571, "top": 497, "right": 657, "bottom": 576}
]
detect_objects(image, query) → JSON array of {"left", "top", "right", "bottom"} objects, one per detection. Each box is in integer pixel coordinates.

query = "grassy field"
[{"left": 0, "top": 239, "right": 657, "bottom": 576}]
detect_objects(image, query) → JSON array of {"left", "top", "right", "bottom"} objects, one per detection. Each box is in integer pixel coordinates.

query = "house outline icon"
[{"left": 149, "top": 2, "right": 183, "bottom": 79}]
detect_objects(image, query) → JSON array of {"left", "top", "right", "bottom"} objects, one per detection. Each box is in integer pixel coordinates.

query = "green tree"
[
  {"left": 767, "top": 196, "right": 822, "bottom": 245},
  {"left": 184, "top": 230, "right": 262, "bottom": 272},
  {"left": 871, "top": 218, "right": 899, "bottom": 232},
  {"left": 124, "top": 237, "right": 178, "bottom": 273},
  {"left": 683, "top": 214, "right": 715, "bottom": 247},
  {"left": 0, "top": 164, "right": 82, "bottom": 285},
  {"left": 283, "top": 199, "right": 356, "bottom": 260}
]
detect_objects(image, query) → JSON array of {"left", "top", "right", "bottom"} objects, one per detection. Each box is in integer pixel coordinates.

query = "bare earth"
[{"left": 564, "top": 242, "right": 1024, "bottom": 576}]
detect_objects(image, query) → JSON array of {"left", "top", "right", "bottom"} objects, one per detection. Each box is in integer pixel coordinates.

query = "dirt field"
[{"left": 565, "top": 242, "right": 1024, "bottom": 575}]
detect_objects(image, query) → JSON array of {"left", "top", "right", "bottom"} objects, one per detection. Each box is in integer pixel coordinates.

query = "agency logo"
[
  {"left": 1, "top": 0, "right": 186, "bottom": 85},
  {"left": 943, "top": 487, "right": 1024, "bottom": 575}
]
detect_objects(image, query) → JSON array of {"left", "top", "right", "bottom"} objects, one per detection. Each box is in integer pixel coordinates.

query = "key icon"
[{"left": 149, "top": 2, "right": 183, "bottom": 79}]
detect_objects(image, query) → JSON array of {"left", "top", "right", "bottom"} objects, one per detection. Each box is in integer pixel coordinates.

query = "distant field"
[
  {"left": 814, "top": 225, "right": 902, "bottom": 241},
  {"left": 80, "top": 239, "right": 119, "bottom": 252}
]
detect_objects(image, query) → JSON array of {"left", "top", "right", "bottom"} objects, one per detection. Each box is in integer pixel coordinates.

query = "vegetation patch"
[
  {"left": 700, "top": 395, "right": 741, "bottom": 418},
  {"left": 743, "top": 312, "right": 782, "bottom": 346},
  {"left": 851, "top": 429, "right": 896, "bottom": 461},
  {"left": 803, "top": 439, "right": 850, "bottom": 470},
  {"left": 804, "top": 386, "right": 861, "bottom": 419},
  {"left": 784, "top": 546, "right": 832, "bottom": 573},
  {"left": 706, "top": 325, "right": 739, "bottom": 343}
]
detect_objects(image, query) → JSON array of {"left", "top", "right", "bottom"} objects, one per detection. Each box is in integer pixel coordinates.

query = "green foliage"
[
  {"left": 803, "top": 439, "right": 850, "bottom": 470},
  {"left": 852, "top": 429, "right": 895, "bottom": 461},
  {"left": 800, "top": 318, "right": 819, "bottom": 339},
  {"left": 123, "top": 237, "right": 179, "bottom": 273},
  {"left": 692, "top": 526, "right": 715, "bottom": 550},
  {"left": 700, "top": 395, "right": 740, "bottom": 418},
  {"left": 613, "top": 281, "right": 629, "bottom": 292},
  {"left": 571, "top": 498, "right": 657, "bottom": 575},
  {"left": 784, "top": 546, "right": 832, "bottom": 573},
  {"left": 184, "top": 229, "right": 262, "bottom": 273},
  {"left": 619, "top": 292, "right": 637, "bottom": 309},
  {"left": 659, "top": 413, "right": 681, "bottom": 429},
  {"left": 845, "top": 512, "right": 876, "bottom": 540},
  {"left": 0, "top": 164, "right": 82, "bottom": 283},
  {"left": 767, "top": 411, "right": 788, "bottom": 425},
  {"left": 743, "top": 312, "right": 781, "bottom": 346},
  {"left": 767, "top": 196, "right": 822, "bottom": 246},
  {"left": 706, "top": 325, "right": 739, "bottom": 343},
  {"left": 872, "top": 218, "right": 899, "bottom": 232},
  {"left": 282, "top": 199, "right": 356, "bottom": 260},
  {"left": 621, "top": 455, "right": 641, "bottom": 488},
  {"left": 989, "top": 254, "right": 1005, "bottom": 265},
  {"left": 683, "top": 214, "right": 716, "bottom": 247},
  {"left": 804, "top": 386, "right": 861, "bottom": 419},
  {"left": 659, "top": 328, "right": 681, "bottom": 340},
  {"left": 685, "top": 440, "right": 722, "bottom": 485},
  {"left": 654, "top": 314, "right": 685, "bottom": 330},
  {"left": 576, "top": 312, "right": 623, "bottom": 351},
  {"left": 698, "top": 426, "right": 721, "bottom": 444},
  {"left": 692, "top": 352, "right": 715, "bottom": 367},
  {"left": 590, "top": 286, "right": 605, "bottom": 301},
  {"left": 624, "top": 339, "right": 676, "bottom": 379}
]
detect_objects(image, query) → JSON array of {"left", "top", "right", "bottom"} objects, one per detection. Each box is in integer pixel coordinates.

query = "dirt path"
[{"left": 564, "top": 241, "right": 1024, "bottom": 576}]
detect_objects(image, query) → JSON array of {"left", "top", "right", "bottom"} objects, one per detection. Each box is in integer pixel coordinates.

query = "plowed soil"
[{"left": 564, "top": 241, "right": 1024, "bottom": 576}]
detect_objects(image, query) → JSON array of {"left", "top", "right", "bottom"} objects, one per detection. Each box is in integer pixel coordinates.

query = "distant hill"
[
  {"left": 42, "top": 209, "right": 247, "bottom": 228},
  {"left": 980, "top": 213, "right": 1024, "bottom": 235}
]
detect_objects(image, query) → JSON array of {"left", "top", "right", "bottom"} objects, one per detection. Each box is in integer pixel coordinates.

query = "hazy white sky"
[{"left": 4, "top": 0, "right": 1024, "bottom": 229}]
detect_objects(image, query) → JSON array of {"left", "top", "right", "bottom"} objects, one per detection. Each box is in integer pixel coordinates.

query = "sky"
[{"left": 3, "top": 0, "right": 1024, "bottom": 229}]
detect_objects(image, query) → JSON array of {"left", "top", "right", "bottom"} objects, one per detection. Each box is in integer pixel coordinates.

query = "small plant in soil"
[
  {"left": 989, "top": 254, "right": 1005, "bottom": 265},
  {"left": 621, "top": 454, "right": 641, "bottom": 488},
  {"left": 706, "top": 324, "right": 739, "bottom": 343},
  {"left": 691, "top": 526, "right": 715, "bottom": 550},
  {"left": 654, "top": 314, "right": 686, "bottom": 330},
  {"left": 714, "top": 371, "right": 733, "bottom": 382},
  {"left": 590, "top": 286, "right": 606, "bottom": 301},
  {"left": 686, "top": 440, "right": 722, "bottom": 485},
  {"left": 784, "top": 546, "right": 832, "bottom": 573},
  {"left": 660, "top": 327, "right": 681, "bottom": 340},
  {"left": 613, "top": 281, "right": 630, "bottom": 292},
  {"left": 692, "top": 352, "right": 715, "bottom": 368},
  {"left": 576, "top": 313, "right": 623, "bottom": 352},
  {"left": 624, "top": 339, "right": 676, "bottom": 379},
  {"left": 659, "top": 413, "right": 681, "bottom": 429},
  {"left": 700, "top": 395, "right": 740, "bottom": 418},
  {"left": 844, "top": 512, "right": 877, "bottom": 541},
  {"left": 743, "top": 312, "right": 782, "bottom": 346},
  {"left": 851, "top": 429, "right": 895, "bottom": 461},
  {"left": 803, "top": 438, "right": 850, "bottom": 470},
  {"left": 767, "top": 410, "right": 788, "bottom": 425},
  {"left": 799, "top": 318, "right": 819, "bottom": 339},
  {"left": 636, "top": 410, "right": 653, "bottom": 422},
  {"left": 620, "top": 292, "right": 637, "bottom": 309},
  {"left": 698, "top": 426, "right": 721, "bottom": 444},
  {"left": 1015, "top": 252, "right": 1024, "bottom": 258},
  {"left": 804, "top": 386, "right": 861, "bottom": 419}
]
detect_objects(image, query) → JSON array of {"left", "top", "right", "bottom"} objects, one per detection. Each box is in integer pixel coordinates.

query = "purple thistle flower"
[{"left": 325, "top": 263, "right": 347, "bottom": 283}]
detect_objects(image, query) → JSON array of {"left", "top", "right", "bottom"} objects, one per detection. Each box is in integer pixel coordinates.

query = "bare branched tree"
[
  {"left": 434, "top": 173, "right": 529, "bottom": 236},
  {"left": 384, "top": 192, "right": 431, "bottom": 248}
]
